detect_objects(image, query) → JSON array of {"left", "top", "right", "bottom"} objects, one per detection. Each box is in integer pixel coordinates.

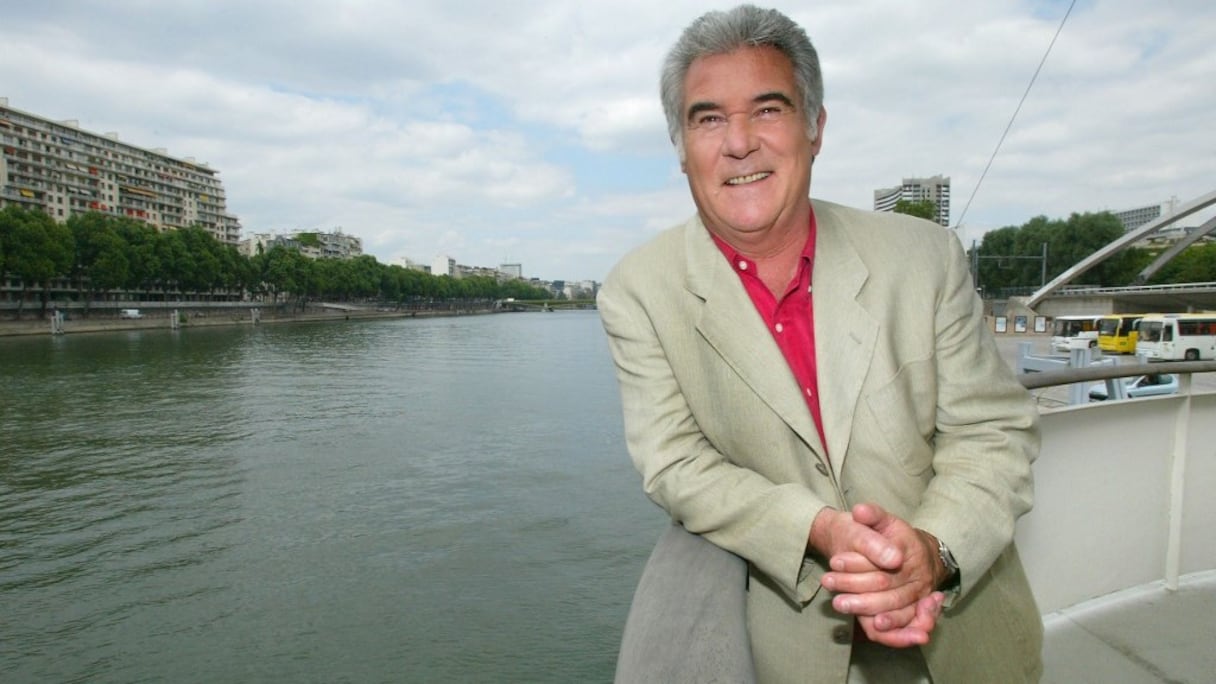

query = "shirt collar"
[{"left": 709, "top": 209, "right": 818, "bottom": 274}]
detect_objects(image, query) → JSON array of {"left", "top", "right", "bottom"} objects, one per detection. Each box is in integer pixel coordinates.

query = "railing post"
[{"left": 1165, "top": 372, "right": 1192, "bottom": 591}]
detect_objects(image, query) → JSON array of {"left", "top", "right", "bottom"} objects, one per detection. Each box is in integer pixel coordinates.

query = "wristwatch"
[{"left": 936, "top": 537, "right": 960, "bottom": 590}]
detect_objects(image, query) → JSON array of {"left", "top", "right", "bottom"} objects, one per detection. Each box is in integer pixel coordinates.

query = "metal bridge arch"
[{"left": 1025, "top": 189, "right": 1216, "bottom": 309}]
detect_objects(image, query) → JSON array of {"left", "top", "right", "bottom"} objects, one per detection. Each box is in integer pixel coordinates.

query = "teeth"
[{"left": 726, "top": 172, "right": 770, "bottom": 185}]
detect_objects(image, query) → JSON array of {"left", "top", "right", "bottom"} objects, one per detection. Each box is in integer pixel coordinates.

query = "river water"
[{"left": 0, "top": 312, "right": 662, "bottom": 683}]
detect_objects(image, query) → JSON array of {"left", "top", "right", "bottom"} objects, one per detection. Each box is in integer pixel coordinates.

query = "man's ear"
[{"left": 810, "top": 106, "right": 827, "bottom": 153}]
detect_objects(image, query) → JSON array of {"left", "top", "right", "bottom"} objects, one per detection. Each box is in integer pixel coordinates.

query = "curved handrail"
[{"left": 1018, "top": 360, "right": 1216, "bottom": 390}]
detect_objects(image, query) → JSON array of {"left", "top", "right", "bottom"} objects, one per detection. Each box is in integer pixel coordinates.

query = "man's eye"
[{"left": 694, "top": 114, "right": 725, "bottom": 127}]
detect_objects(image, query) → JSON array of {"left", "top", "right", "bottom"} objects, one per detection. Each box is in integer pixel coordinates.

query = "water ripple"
[{"left": 0, "top": 313, "right": 655, "bottom": 683}]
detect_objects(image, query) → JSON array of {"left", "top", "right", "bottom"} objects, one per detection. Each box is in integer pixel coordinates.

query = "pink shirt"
[{"left": 710, "top": 215, "right": 826, "bottom": 456}]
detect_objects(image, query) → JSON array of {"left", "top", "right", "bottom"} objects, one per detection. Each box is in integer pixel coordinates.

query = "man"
[{"left": 598, "top": 5, "right": 1042, "bottom": 683}]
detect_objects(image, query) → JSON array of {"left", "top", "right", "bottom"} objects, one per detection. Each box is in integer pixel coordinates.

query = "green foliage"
[
  {"left": 69, "top": 212, "right": 129, "bottom": 293},
  {"left": 2, "top": 211, "right": 556, "bottom": 306},
  {"left": 295, "top": 232, "right": 321, "bottom": 248},
  {"left": 0, "top": 205, "right": 75, "bottom": 291},
  {"left": 971, "top": 211, "right": 1183, "bottom": 295},
  {"left": 893, "top": 199, "right": 938, "bottom": 221},
  {"left": 1148, "top": 242, "right": 1216, "bottom": 284}
]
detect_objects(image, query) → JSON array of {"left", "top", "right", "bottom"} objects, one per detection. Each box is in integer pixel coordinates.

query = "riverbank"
[{"left": 0, "top": 305, "right": 498, "bottom": 337}]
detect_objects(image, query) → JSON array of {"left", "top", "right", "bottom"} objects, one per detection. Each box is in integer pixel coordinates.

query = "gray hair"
[{"left": 660, "top": 5, "right": 823, "bottom": 159}]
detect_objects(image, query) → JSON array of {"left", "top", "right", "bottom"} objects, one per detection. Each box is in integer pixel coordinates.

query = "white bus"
[
  {"left": 1050, "top": 315, "right": 1101, "bottom": 352},
  {"left": 1135, "top": 313, "right": 1216, "bottom": 361}
]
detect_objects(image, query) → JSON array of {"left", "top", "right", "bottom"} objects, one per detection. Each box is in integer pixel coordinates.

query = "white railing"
[
  {"left": 1016, "top": 365, "right": 1216, "bottom": 612},
  {"left": 614, "top": 363, "right": 1216, "bottom": 680}
]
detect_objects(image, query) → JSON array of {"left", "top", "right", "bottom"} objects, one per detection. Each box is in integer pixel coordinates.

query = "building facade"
[
  {"left": 298, "top": 231, "right": 362, "bottom": 260},
  {"left": 431, "top": 255, "right": 455, "bottom": 278},
  {"left": 1111, "top": 197, "right": 1180, "bottom": 232},
  {"left": 239, "top": 231, "right": 362, "bottom": 260},
  {"left": 0, "top": 98, "right": 241, "bottom": 245},
  {"left": 873, "top": 174, "right": 951, "bottom": 227}
]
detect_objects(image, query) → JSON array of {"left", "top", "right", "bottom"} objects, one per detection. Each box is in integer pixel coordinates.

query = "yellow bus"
[{"left": 1097, "top": 314, "right": 1146, "bottom": 354}]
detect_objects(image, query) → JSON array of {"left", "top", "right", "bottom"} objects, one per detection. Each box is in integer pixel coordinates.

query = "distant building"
[
  {"left": 238, "top": 230, "right": 362, "bottom": 260},
  {"left": 297, "top": 230, "right": 361, "bottom": 260},
  {"left": 397, "top": 257, "right": 430, "bottom": 273},
  {"left": 432, "top": 255, "right": 455, "bottom": 278},
  {"left": 873, "top": 175, "right": 951, "bottom": 227},
  {"left": 0, "top": 97, "right": 242, "bottom": 245},
  {"left": 499, "top": 263, "right": 523, "bottom": 280},
  {"left": 1111, "top": 197, "right": 1181, "bottom": 232},
  {"left": 456, "top": 264, "right": 500, "bottom": 279},
  {"left": 567, "top": 280, "right": 598, "bottom": 298}
]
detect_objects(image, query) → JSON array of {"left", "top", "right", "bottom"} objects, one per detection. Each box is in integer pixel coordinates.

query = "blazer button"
[
  {"left": 815, "top": 462, "right": 829, "bottom": 477},
  {"left": 831, "top": 625, "right": 851, "bottom": 644}
]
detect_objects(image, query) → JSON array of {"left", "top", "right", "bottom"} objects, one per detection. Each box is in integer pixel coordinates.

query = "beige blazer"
[{"left": 599, "top": 199, "right": 1043, "bottom": 683}]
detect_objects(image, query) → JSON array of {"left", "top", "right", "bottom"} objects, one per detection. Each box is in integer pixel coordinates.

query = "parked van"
[{"left": 120, "top": 309, "right": 143, "bottom": 319}]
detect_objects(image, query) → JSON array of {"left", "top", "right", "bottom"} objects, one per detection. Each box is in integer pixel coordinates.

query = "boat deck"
[{"left": 1042, "top": 571, "right": 1216, "bottom": 683}]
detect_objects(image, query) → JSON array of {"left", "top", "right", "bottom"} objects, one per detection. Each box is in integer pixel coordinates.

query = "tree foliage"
[
  {"left": 1, "top": 209, "right": 555, "bottom": 310},
  {"left": 1148, "top": 242, "right": 1216, "bottom": 284},
  {"left": 0, "top": 205, "right": 75, "bottom": 314},
  {"left": 893, "top": 199, "right": 938, "bottom": 222},
  {"left": 968, "top": 211, "right": 1198, "bottom": 296}
]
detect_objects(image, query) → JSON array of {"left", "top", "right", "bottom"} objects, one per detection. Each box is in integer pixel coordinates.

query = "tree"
[
  {"left": 69, "top": 213, "right": 130, "bottom": 309},
  {"left": 1151, "top": 243, "right": 1216, "bottom": 284},
  {"left": 974, "top": 211, "right": 1133, "bottom": 295},
  {"left": 113, "top": 218, "right": 161, "bottom": 293},
  {"left": 893, "top": 199, "right": 938, "bottom": 222},
  {"left": 0, "top": 207, "right": 75, "bottom": 316}
]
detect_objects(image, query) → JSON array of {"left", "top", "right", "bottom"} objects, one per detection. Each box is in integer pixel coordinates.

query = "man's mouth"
[{"left": 725, "top": 172, "right": 771, "bottom": 186}]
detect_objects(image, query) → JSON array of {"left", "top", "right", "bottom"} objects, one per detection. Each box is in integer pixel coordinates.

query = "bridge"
[
  {"left": 1026, "top": 282, "right": 1216, "bottom": 317},
  {"left": 495, "top": 298, "right": 596, "bottom": 312},
  {"left": 1022, "top": 188, "right": 1216, "bottom": 315}
]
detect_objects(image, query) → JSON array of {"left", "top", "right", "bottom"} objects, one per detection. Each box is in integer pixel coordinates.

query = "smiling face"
[{"left": 680, "top": 46, "right": 825, "bottom": 248}]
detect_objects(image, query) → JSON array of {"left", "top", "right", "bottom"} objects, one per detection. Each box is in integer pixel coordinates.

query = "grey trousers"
[{"left": 849, "top": 639, "right": 932, "bottom": 683}]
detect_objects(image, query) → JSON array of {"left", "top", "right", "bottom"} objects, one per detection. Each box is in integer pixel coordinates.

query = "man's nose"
[{"left": 721, "top": 113, "right": 759, "bottom": 158}]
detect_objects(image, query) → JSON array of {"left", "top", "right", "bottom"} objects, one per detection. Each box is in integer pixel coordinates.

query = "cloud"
[{"left": 3, "top": 0, "right": 1214, "bottom": 280}]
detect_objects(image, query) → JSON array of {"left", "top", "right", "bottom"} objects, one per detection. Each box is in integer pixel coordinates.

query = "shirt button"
[
  {"left": 775, "top": 323, "right": 784, "bottom": 333},
  {"left": 738, "top": 260, "right": 748, "bottom": 271},
  {"left": 832, "top": 625, "right": 851, "bottom": 644}
]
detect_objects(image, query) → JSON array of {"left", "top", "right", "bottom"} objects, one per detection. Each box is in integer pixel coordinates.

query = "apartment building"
[
  {"left": 1111, "top": 197, "right": 1180, "bottom": 232},
  {"left": 299, "top": 231, "right": 362, "bottom": 260},
  {"left": 239, "top": 231, "right": 363, "bottom": 260},
  {"left": 873, "top": 174, "right": 951, "bottom": 227},
  {"left": 0, "top": 98, "right": 241, "bottom": 245}
]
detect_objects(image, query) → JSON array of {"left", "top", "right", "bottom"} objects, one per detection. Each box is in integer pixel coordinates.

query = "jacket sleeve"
[
  {"left": 598, "top": 265, "right": 831, "bottom": 605},
  {"left": 909, "top": 229, "right": 1040, "bottom": 601}
]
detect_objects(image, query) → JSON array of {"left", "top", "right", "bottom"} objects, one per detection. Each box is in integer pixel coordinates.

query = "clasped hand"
[{"left": 811, "top": 503, "right": 946, "bottom": 647}]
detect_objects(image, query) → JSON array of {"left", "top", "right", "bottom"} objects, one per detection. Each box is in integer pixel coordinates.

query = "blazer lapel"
[
  {"left": 811, "top": 201, "right": 878, "bottom": 476},
  {"left": 683, "top": 218, "right": 828, "bottom": 460}
]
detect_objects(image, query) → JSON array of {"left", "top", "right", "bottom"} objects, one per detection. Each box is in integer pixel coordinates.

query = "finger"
[
  {"left": 848, "top": 525, "right": 903, "bottom": 570},
  {"left": 857, "top": 615, "right": 931, "bottom": 648},
  {"left": 850, "top": 502, "right": 889, "bottom": 528},
  {"left": 827, "top": 551, "right": 878, "bottom": 573},
  {"left": 832, "top": 582, "right": 923, "bottom": 617},
  {"left": 869, "top": 603, "right": 917, "bottom": 633},
  {"left": 901, "top": 593, "right": 944, "bottom": 635},
  {"left": 821, "top": 568, "right": 893, "bottom": 594}
]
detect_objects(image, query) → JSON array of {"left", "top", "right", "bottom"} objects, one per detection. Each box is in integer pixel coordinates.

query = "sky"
[{"left": 2, "top": 0, "right": 1214, "bottom": 283}]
